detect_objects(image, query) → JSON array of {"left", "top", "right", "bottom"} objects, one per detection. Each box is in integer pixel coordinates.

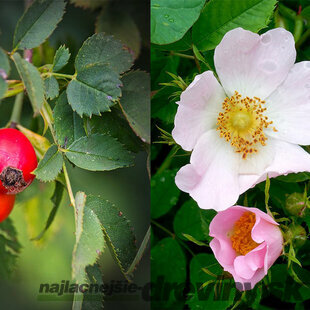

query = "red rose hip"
[
  {"left": 0, "top": 128, "right": 37, "bottom": 194},
  {"left": 0, "top": 193, "right": 15, "bottom": 222}
]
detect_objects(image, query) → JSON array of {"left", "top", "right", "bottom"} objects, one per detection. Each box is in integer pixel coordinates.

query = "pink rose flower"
[
  {"left": 173, "top": 27, "right": 310, "bottom": 211},
  {"left": 209, "top": 205, "right": 283, "bottom": 291}
]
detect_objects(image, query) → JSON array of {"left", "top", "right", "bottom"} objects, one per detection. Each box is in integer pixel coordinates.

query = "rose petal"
[
  {"left": 214, "top": 28, "right": 296, "bottom": 99},
  {"left": 172, "top": 71, "right": 226, "bottom": 151},
  {"left": 182, "top": 130, "right": 240, "bottom": 211},
  {"left": 239, "top": 140, "right": 310, "bottom": 194},
  {"left": 265, "top": 61, "right": 310, "bottom": 145}
]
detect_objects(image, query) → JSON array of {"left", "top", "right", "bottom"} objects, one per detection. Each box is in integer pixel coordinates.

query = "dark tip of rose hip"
[{"left": 0, "top": 166, "right": 27, "bottom": 193}]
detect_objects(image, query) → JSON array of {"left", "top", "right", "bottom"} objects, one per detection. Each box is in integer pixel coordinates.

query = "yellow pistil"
[
  {"left": 230, "top": 212, "right": 259, "bottom": 256},
  {"left": 217, "top": 91, "right": 277, "bottom": 159}
]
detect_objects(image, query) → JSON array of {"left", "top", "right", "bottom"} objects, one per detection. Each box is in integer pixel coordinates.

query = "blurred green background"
[{"left": 0, "top": 1, "right": 150, "bottom": 309}]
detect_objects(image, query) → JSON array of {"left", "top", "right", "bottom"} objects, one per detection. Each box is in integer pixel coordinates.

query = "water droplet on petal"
[
  {"left": 259, "top": 60, "right": 277, "bottom": 73},
  {"left": 305, "top": 83, "right": 310, "bottom": 89},
  {"left": 305, "top": 62, "right": 310, "bottom": 69},
  {"left": 261, "top": 34, "right": 271, "bottom": 44}
]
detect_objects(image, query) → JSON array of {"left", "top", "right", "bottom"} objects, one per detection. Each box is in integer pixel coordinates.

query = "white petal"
[
  {"left": 183, "top": 130, "right": 240, "bottom": 211},
  {"left": 239, "top": 140, "right": 310, "bottom": 194},
  {"left": 265, "top": 61, "right": 310, "bottom": 145},
  {"left": 238, "top": 137, "right": 277, "bottom": 175},
  {"left": 172, "top": 71, "right": 226, "bottom": 151},
  {"left": 214, "top": 28, "right": 296, "bottom": 99}
]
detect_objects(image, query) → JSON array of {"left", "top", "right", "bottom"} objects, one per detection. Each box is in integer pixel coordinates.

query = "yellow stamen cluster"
[
  {"left": 230, "top": 212, "right": 259, "bottom": 256},
  {"left": 217, "top": 91, "right": 277, "bottom": 159}
]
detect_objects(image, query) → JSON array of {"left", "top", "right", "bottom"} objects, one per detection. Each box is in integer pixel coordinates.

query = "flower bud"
[
  {"left": 285, "top": 193, "right": 308, "bottom": 218},
  {"left": 285, "top": 224, "right": 307, "bottom": 248}
]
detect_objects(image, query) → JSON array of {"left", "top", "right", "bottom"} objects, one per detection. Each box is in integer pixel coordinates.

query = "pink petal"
[
  {"left": 239, "top": 140, "right": 310, "bottom": 194},
  {"left": 214, "top": 28, "right": 296, "bottom": 99},
  {"left": 265, "top": 61, "right": 310, "bottom": 145},
  {"left": 234, "top": 243, "right": 267, "bottom": 279},
  {"left": 175, "top": 164, "right": 200, "bottom": 193},
  {"left": 172, "top": 71, "right": 226, "bottom": 151},
  {"left": 209, "top": 207, "right": 244, "bottom": 266},
  {"left": 181, "top": 130, "right": 240, "bottom": 211}
]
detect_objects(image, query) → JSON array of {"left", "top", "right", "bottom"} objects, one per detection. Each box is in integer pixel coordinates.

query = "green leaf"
[
  {"left": 86, "top": 196, "right": 137, "bottom": 277},
  {"left": 151, "top": 237, "right": 187, "bottom": 308},
  {"left": 44, "top": 75, "right": 59, "bottom": 100},
  {"left": 67, "top": 33, "right": 133, "bottom": 117},
  {"left": 151, "top": 169, "right": 180, "bottom": 219},
  {"left": 276, "top": 172, "right": 310, "bottom": 183},
  {"left": 81, "top": 264, "right": 104, "bottom": 310},
  {"left": 188, "top": 254, "right": 235, "bottom": 310},
  {"left": 301, "top": 6, "right": 310, "bottom": 22},
  {"left": 34, "top": 145, "right": 63, "bottom": 182},
  {"left": 151, "top": 87, "right": 178, "bottom": 124},
  {"left": 192, "top": 0, "right": 277, "bottom": 51},
  {"left": 0, "top": 48, "right": 10, "bottom": 77},
  {"left": 120, "top": 71, "right": 150, "bottom": 144},
  {"left": 270, "top": 264, "right": 310, "bottom": 302},
  {"left": 13, "top": 0, "right": 66, "bottom": 50},
  {"left": 65, "top": 134, "right": 134, "bottom": 171},
  {"left": 0, "top": 218, "right": 22, "bottom": 278},
  {"left": 153, "top": 30, "right": 192, "bottom": 51},
  {"left": 0, "top": 78, "right": 7, "bottom": 100},
  {"left": 66, "top": 70, "right": 121, "bottom": 117},
  {"left": 174, "top": 200, "right": 216, "bottom": 241},
  {"left": 12, "top": 52, "right": 44, "bottom": 113},
  {"left": 54, "top": 92, "right": 85, "bottom": 147},
  {"left": 31, "top": 181, "right": 64, "bottom": 241},
  {"left": 52, "top": 45, "right": 70, "bottom": 72},
  {"left": 75, "top": 33, "right": 133, "bottom": 75},
  {"left": 151, "top": 0, "right": 205, "bottom": 44},
  {"left": 151, "top": 49, "right": 180, "bottom": 90},
  {"left": 127, "top": 226, "right": 150, "bottom": 275},
  {"left": 72, "top": 192, "right": 105, "bottom": 283},
  {"left": 85, "top": 110, "right": 142, "bottom": 153},
  {"left": 96, "top": 8, "right": 141, "bottom": 59}
]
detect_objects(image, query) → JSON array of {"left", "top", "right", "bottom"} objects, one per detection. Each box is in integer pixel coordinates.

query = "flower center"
[
  {"left": 217, "top": 91, "right": 277, "bottom": 159},
  {"left": 229, "top": 211, "right": 259, "bottom": 256}
]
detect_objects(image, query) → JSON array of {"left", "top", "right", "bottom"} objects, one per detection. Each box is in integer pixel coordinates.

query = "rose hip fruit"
[
  {"left": 0, "top": 128, "right": 37, "bottom": 194},
  {"left": 0, "top": 193, "right": 15, "bottom": 222}
]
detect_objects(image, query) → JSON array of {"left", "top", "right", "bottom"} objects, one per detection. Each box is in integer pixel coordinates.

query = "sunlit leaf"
[
  {"left": 192, "top": 0, "right": 277, "bottom": 51},
  {"left": 151, "top": 0, "right": 205, "bottom": 44}
]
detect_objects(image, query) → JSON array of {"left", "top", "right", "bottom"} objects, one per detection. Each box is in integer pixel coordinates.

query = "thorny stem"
[{"left": 63, "top": 162, "right": 76, "bottom": 208}]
